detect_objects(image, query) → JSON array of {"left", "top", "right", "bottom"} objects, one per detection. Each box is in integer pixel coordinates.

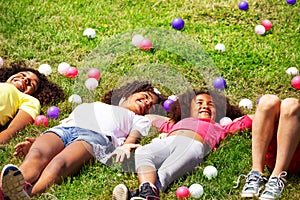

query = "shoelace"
[
  {"left": 265, "top": 171, "right": 287, "bottom": 193},
  {"left": 233, "top": 172, "right": 267, "bottom": 189}
]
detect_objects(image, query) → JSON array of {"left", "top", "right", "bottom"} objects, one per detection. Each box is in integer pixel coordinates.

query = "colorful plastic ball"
[
  {"left": 68, "top": 94, "right": 82, "bottom": 104},
  {"left": 83, "top": 28, "right": 96, "bottom": 39},
  {"left": 291, "top": 76, "right": 300, "bottom": 89},
  {"left": 214, "top": 43, "right": 226, "bottom": 52},
  {"left": 175, "top": 186, "right": 190, "bottom": 199},
  {"left": 262, "top": 20, "right": 272, "bottom": 31},
  {"left": 286, "top": 67, "right": 299, "bottom": 75},
  {"left": 139, "top": 38, "right": 152, "bottom": 51},
  {"left": 238, "top": 1, "right": 249, "bottom": 10},
  {"left": 189, "top": 183, "right": 204, "bottom": 199},
  {"left": 213, "top": 77, "right": 226, "bottom": 89},
  {"left": 219, "top": 117, "right": 233, "bottom": 126},
  {"left": 163, "top": 99, "right": 175, "bottom": 112},
  {"left": 239, "top": 98, "right": 253, "bottom": 109},
  {"left": 0, "top": 57, "right": 3, "bottom": 67},
  {"left": 38, "top": 64, "right": 52, "bottom": 76},
  {"left": 255, "top": 25, "right": 266, "bottom": 35},
  {"left": 58, "top": 62, "right": 71, "bottom": 75},
  {"left": 34, "top": 115, "right": 48, "bottom": 126},
  {"left": 47, "top": 106, "right": 60, "bottom": 119},
  {"left": 85, "top": 78, "right": 98, "bottom": 90},
  {"left": 286, "top": 0, "right": 296, "bottom": 5},
  {"left": 88, "top": 68, "right": 101, "bottom": 80},
  {"left": 65, "top": 67, "right": 78, "bottom": 78},
  {"left": 203, "top": 165, "right": 218, "bottom": 180},
  {"left": 132, "top": 34, "right": 144, "bottom": 47},
  {"left": 172, "top": 18, "right": 185, "bottom": 30}
]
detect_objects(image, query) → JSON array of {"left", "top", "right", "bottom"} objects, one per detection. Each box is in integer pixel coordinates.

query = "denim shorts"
[{"left": 43, "top": 126, "right": 115, "bottom": 163}]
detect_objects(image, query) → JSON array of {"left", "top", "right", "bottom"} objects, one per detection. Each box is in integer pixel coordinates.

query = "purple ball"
[
  {"left": 213, "top": 77, "right": 226, "bottom": 90},
  {"left": 238, "top": 1, "right": 249, "bottom": 10},
  {"left": 171, "top": 18, "right": 184, "bottom": 30},
  {"left": 163, "top": 99, "right": 175, "bottom": 112},
  {"left": 47, "top": 106, "right": 60, "bottom": 119},
  {"left": 286, "top": 0, "right": 296, "bottom": 5}
]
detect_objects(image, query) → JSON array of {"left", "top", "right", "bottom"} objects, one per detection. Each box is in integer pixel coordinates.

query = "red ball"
[
  {"left": 34, "top": 115, "right": 48, "bottom": 126},
  {"left": 65, "top": 67, "right": 78, "bottom": 78},
  {"left": 291, "top": 76, "right": 300, "bottom": 89},
  {"left": 262, "top": 20, "right": 272, "bottom": 31},
  {"left": 88, "top": 68, "right": 101, "bottom": 80},
  {"left": 175, "top": 186, "right": 190, "bottom": 199},
  {"left": 139, "top": 38, "right": 152, "bottom": 51}
]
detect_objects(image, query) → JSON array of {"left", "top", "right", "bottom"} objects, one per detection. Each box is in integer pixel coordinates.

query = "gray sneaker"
[
  {"left": 241, "top": 170, "right": 267, "bottom": 198},
  {"left": 260, "top": 171, "right": 287, "bottom": 200}
]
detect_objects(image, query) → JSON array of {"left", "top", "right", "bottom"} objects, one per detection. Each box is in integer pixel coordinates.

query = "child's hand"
[
  {"left": 108, "top": 143, "right": 141, "bottom": 163},
  {"left": 13, "top": 137, "right": 36, "bottom": 158}
]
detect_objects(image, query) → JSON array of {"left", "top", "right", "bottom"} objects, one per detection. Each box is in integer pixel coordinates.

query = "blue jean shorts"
[{"left": 43, "top": 126, "right": 115, "bottom": 163}]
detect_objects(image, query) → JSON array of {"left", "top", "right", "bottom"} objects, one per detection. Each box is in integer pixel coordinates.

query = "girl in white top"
[{"left": 1, "top": 81, "right": 163, "bottom": 199}]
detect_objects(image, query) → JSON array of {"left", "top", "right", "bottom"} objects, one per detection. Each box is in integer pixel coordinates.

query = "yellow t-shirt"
[{"left": 0, "top": 83, "right": 41, "bottom": 126}]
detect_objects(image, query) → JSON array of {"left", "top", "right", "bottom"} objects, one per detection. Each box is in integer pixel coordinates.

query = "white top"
[{"left": 59, "top": 102, "right": 151, "bottom": 147}]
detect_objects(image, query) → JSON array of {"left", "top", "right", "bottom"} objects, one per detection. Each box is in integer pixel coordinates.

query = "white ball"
[
  {"left": 58, "top": 62, "right": 71, "bottom": 75},
  {"left": 168, "top": 95, "right": 178, "bottom": 101},
  {"left": 68, "top": 94, "right": 82, "bottom": 104},
  {"left": 286, "top": 67, "right": 299, "bottom": 75},
  {"left": 189, "top": 183, "right": 204, "bottom": 199},
  {"left": 83, "top": 28, "right": 96, "bottom": 38},
  {"left": 38, "top": 64, "right": 52, "bottom": 76},
  {"left": 85, "top": 78, "right": 98, "bottom": 90},
  {"left": 132, "top": 34, "right": 144, "bottom": 47},
  {"left": 219, "top": 117, "right": 232, "bottom": 126},
  {"left": 214, "top": 43, "right": 226, "bottom": 52},
  {"left": 203, "top": 165, "right": 218, "bottom": 180},
  {"left": 255, "top": 25, "right": 266, "bottom": 35},
  {"left": 239, "top": 98, "right": 253, "bottom": 109}
]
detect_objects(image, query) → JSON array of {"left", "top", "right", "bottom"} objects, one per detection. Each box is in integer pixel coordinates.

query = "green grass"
[{"left": 0, "top": 0, "right": 299, "bottom": 199}]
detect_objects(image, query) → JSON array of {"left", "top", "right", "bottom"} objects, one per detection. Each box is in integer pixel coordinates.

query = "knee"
[
  {"left": 44, "top": 158, "right": 67, "bottom": 176},
  {"left": 258, "top": 94, "right": 281, "bottom": 111},
  {"left": 280, "top": 98, "right": 300, "bottom": 117}
]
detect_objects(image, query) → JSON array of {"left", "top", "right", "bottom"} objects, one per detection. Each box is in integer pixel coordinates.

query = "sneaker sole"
[
  {"left": 112, "top": 184, "right": 129, "bottom": 200},
  {"left": 130, "top": 197, "right": 146, "bottom": 200},
  {"left": 1, "top": 164, "right": 30, "bottom": 200}
]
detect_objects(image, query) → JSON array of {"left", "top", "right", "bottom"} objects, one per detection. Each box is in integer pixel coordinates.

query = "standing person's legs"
[
  {"left": 272, "top": 98, "right": 300, "bottom": 176},
  {"left": 251, "top": 94, "right": 281, "bottom": 173},
  {"left": 30, "top": 140, "right": 94, "bottom": 196}
]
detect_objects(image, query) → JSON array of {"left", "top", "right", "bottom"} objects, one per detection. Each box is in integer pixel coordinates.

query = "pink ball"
[
  {"left": 255, "top": 25, "right": 266, "bottom": 35},
  {"left": 291, "top": 76, "right": 300, "bottom": 89},
  {"left": 262, "top": 20, "right": 272, "bottom": 31},
  {"left": 139, "top": 38, "right": 152, "bottom": 51},
  {"left": 0, "top": 57, "right": 3, "bottom": 67},
  {"left": 88, "top": 68, "right": 101, "bottom": 80},
  {"left": 34, "top": 115, "right": 48, "bottom": 126},
  {"left": 175, "top": 186, "right": 190, "bottom": 199},
  {"left": 65, "top": 67, "right": 78, "bottom": 78}
]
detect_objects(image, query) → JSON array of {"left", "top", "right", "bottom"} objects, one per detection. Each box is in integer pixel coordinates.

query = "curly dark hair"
[
  {"left": 169, "top": 89, "right": 244, "bottom": 123},
  {"left": 0, "top": 61, "right": 65, "bottom": 105}
]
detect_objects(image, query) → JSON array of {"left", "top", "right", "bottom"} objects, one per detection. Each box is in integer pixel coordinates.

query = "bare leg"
[
  {"left": 137, "top": 166, "right": 157, "bottom": 186},
  {"left": 19, "top": 133, "right": 65, "bottom": 183},
  {"left": 30, "top": 140, "right": 94, "bottom": 196},
  {"left": 272, "top": 98, "right": 300, "bottom": 176},
  {"left": 251, "top": 95, "right": 281, "bottom": 173}
]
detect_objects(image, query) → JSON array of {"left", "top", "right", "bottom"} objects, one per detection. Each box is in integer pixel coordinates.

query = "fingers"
[{"left": 25, "top": 137, "right": 36, "bottom": 143}]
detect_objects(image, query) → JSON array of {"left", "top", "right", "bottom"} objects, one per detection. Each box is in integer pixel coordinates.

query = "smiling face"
[
  {"left": 190, "top": 94, "right": 216, "bottom": 120},
  {"left": 120, "top": 91, "right": 159, "bottom": 115},
  {"left": 6, "top": 71, "right": 39, "bottom": 95}
]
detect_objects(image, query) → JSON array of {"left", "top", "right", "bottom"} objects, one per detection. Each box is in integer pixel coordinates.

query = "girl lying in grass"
[{"left": 113, "top": 89, "right": 253, "bottom": 200}]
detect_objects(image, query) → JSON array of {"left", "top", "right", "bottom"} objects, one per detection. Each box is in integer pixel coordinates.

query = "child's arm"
[
  {"left": 0, "top": 110, "right": 34, "bottom": 144},
  {"left": 108, "top": 130, "right": 142, "bottom": 162}
]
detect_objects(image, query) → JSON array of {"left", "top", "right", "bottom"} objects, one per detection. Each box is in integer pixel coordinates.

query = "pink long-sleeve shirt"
[{"left": 152, "top": 115, "right": 252, "bottom": 150}]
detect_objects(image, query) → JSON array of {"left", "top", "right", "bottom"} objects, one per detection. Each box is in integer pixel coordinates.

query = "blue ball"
[
  {"left": 238, "top": 1, "right": 249, "bottom": 10},
  {"left": 171, "top": 18, "right": 184, "bottom": 30},
  {"left": 213, "top": 77, "right": 226, "bottom": 90},
  {"left": 163, "top": 99, "right": 175, "bottom": 112},
  {"left": 47, "top": 106, "right": 60, "bottom": 119},
  {"left": 286, "top": 0, "right": 296, "bottom": 4}
]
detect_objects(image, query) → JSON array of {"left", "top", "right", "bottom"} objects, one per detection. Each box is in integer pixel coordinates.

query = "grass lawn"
[{"left": 0, "top": 0, "right": 299, "bottom": 199}]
